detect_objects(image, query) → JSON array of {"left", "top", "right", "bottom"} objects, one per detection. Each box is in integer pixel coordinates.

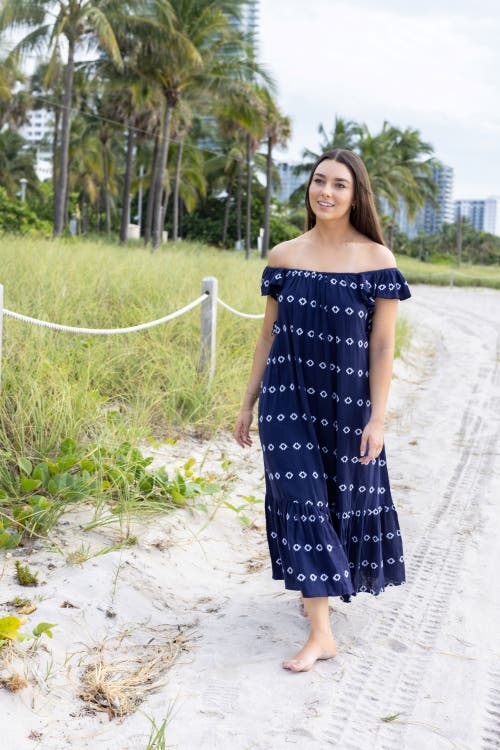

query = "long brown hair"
[{"left": 305, "top": 149, "right": 385, "bottom": 245}]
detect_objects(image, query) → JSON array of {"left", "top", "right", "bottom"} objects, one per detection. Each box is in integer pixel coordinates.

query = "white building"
[
  {"left": 483, "top": 197, "right": 500, "bottom": 236},
  {"left": 380, "top": 164, "right": 454, "bottom": 238},
  {"left": 242, "top": 1, "right": 259, "bottom": 39},
  {"left": 454, "top": 200, "right": 485, "bottom": 233},
  {"left": 275, "top": 162, "right": 308, "bottom": 204},
  {"left": 18, "top": 108, "right": 53, "bottom": 181},
  {"left": 453, "top": 197, "right": 500, "bottom": 236}
]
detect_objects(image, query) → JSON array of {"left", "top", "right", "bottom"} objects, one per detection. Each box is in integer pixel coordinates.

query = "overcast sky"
[{"left": 259, "top": 0, "right": 500, "bottom": 200}]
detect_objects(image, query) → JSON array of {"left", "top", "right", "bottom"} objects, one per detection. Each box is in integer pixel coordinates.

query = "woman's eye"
[
  {"left": 313, "top": 178, "right": 323, "bottom": 184},
  {"left": 336, "top": 184, "right": 345, "bottom": 189}
]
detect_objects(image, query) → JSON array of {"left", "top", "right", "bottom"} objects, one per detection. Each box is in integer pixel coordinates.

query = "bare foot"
[{"left": 283, "top": 634, "right": 337, "bottom": 672}]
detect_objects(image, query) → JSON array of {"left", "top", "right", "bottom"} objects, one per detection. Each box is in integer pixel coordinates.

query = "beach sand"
[{"left": 1, "top": 284, "right": 499, "bottom": 750}]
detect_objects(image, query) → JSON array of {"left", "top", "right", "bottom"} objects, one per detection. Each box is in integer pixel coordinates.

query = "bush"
[
  {"left": 269, "top": 215, "right": 300, "bottom": 245},
  {"left": 174, "top": 182, "right": 300, "bottom": 249},
  {"left": 0, "top": 187, "right": 52, "bottom": 236}
]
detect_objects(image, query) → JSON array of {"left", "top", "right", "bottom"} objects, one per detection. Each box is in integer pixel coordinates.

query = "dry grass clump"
[
  {"left": 78, "top": 626, "right": 190, "bottom": 717},
  {"left": 0, "top": 670, "right": 29, "bottom": 691},
  {"left": 0, "top": 644, "right": 29, "bottom": 692}
]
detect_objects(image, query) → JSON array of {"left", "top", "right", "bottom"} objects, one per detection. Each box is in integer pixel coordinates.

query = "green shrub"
[{"left": 0, "top": 187, "right": 52, "bottom": 236}]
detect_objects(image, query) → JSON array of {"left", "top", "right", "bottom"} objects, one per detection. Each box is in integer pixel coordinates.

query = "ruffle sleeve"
[
  {"left": 361, "top": 268, "right": 411, "bottom": 301},
  {"left": 261, "top": 266, "right": 285, "bottom": 299}
]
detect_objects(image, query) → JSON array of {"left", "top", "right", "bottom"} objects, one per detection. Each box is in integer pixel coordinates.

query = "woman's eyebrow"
[{"left": 314, "top": 172, "right": 350, "bottom": 183}]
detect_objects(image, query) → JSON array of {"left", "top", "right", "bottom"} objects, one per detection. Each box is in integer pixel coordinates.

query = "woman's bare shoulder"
[
  {"left": 267, "top": 236, "right": 307, "bottom": 268},
  {"left": 361, "top": 241, "right": 397, "bottom": 270}
]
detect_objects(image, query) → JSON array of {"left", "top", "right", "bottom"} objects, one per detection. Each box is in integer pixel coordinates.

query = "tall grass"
[
  {"left": 0, "top": 237, "right": 265, "bottom": 461},
  {"left": 0, "top": 236, "right": 449, "bottom": 462}
]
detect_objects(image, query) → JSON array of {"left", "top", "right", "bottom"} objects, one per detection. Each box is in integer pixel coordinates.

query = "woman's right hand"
[{"left": 234, "top": 409, "right": 254, "bottom": 448}]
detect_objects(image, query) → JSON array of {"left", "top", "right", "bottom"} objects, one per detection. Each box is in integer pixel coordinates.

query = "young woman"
[{"left": 234, "top": 149, "right": 411, "bottom": 672}]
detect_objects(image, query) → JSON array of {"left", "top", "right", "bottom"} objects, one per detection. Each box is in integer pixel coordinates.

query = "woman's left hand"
[{"left": 359, "top": 420, "right": 384, "bottom": 465}]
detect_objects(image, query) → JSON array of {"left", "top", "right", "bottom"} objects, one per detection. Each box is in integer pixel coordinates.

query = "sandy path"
[{"left": 2, "top": 285, "right": 500, "bottom": 750}]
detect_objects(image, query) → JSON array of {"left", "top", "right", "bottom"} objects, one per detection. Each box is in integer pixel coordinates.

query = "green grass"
[
  {"left": 0, "top": 237, "right": 266, "bottom": 459},
  {"left": 1, "top": 235, "right": 493, "bottom": 463},
  {"left": 397, "top": 255, "right": 500, "bottom": 288}
]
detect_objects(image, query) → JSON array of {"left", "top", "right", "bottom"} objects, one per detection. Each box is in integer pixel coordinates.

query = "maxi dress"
[{"left": 258, "top": 266, "right": 411, "bottom": 600}]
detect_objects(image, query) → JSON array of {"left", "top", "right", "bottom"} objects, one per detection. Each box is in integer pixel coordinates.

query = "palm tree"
[
  {"left": 143, "top": 0, "right": 260, "bottom": 250},
  {"left": 0, "top": 129, "right": 38, "bottom": 199},
  {"left": 0, "top": 56, "right": 31, "bottom": 130},
  {"left": 66, "top": 114, "right": 103, "bottom": 233},
  {"left": 169, "top": 102, "right": 192, "bottom": 240},
  {"left": 30, "top": 61, "right": 64, "bottom": 199},
  {"left": 0, "top": 0, "right": 124, "bottom": 236},
  {"left": 302, "top": 116, "right": 361, "bottom": 166},
  {"left": 260, "top": 90, "right": 291, "bottom": 258}
]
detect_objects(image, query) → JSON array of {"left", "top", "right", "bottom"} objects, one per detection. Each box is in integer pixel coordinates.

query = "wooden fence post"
[{"left": 198, "top": 277, "right": 218, "bottom": 381}]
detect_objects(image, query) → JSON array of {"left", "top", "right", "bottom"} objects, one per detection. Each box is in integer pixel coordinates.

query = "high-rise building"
[
  {"left": 380, "top": 164, "right": 454, "bottom": 238},
  {"left": 454, "top": 197, "right": 500, "bottom": 237},
  {"left": 454, "top": 200, "right": 485, "bottom": 232},
  {"left": 242, "top": 1, "right": 259, "bottom": 40},
  {"left": 274, "top": 162, "right": 308, "bottom": 204},
  {"left": 18, "top": 108, "right": 53, "bottom": 181},
  {"left": 483, "top": 197, "right": 500, "bottom": 236},
  {"left": 232, "top": 1, "right": 258, "bottom": 55},
  {"left": 421, "top": 165, "right": 454, "bottom": 235}
]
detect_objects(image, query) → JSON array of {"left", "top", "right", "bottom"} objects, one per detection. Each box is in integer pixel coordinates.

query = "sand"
[{"left": 1, "top": 284, "right": 499, "bottom": 750}]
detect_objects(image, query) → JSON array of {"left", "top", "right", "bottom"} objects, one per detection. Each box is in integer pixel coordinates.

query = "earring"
[{"left": 351, "top": 204, "right": 356, "bottom": 210}]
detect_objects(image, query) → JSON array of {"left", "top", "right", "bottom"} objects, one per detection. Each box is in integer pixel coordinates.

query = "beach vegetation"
[
  {"left": 0, "top": 613, "right": 55, "bottom": 647},
  {"left": 14, "top": 560, "right": 39, "bottom": 586},
  {"left": 1, "top": 234, "right": 496, "bottom": 551},
  {"left": 1, "top": 434, "right": 220, "bottom": 549}
]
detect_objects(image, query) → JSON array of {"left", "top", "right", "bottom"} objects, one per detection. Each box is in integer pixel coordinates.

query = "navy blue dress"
[{"left": 258, "top": 266, "right": 411, "bottom": 600}]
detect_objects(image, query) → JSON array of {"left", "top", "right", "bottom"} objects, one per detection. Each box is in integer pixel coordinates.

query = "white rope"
[
  {"left": 216, "top": 297, "right": 264, "bottom": 319},
  {"left": 2, "top": 293, "right": 208, "bottom": 335}
]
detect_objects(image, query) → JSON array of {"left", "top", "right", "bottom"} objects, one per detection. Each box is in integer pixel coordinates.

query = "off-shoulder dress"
[{"left": 259, "top": 266, "right": 411, "bottom": 600}]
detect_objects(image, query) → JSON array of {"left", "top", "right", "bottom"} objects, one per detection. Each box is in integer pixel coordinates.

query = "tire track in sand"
[{"left": 320, "top": 290, "right": 500, "bottom": 750}]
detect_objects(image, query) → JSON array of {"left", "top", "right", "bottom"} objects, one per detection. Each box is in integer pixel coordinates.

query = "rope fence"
[{"left": 0, "top": 277, "right": 264, "bottom": 386}]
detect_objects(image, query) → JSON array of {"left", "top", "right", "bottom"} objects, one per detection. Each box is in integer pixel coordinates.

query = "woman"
[{"left": 234, "top": 149, "right": 411, "bottom": 672}]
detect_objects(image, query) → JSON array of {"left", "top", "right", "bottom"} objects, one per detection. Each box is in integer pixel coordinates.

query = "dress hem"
[{"left": 273, "top": 573, "right": 406, "bottom": 601}]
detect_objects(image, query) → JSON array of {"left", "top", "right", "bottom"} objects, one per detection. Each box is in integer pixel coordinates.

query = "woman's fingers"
[
  {"left": 234, "top": 415, "right": 253, "bottom": 447},
  {"left": 359, "top": 424, "right": 383, "bottom": 464}
]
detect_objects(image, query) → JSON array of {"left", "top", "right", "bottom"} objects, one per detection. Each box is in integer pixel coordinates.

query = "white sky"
[{"left": 259, "top": 0, "right": 500, "bottom": 200}]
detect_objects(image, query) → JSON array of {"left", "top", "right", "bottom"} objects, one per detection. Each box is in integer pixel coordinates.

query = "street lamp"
[{"left": 19, "top": 178, "right": 27, "bottom": 201}]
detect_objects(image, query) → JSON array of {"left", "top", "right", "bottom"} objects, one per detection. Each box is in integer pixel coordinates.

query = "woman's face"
[{"left": 308, "top": 159, "right": 355, "bottom": 222}]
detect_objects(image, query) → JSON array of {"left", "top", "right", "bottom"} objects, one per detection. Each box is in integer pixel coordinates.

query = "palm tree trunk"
[
  {"left": 262, "top": 135, "right": 273, "bottom": 259},
  {"left": 245, "top": 132, "right": 252, "bottom": 259},
  {"left": 172, "top": 137, "right": 184, "bottom": 241},
  {"left": 120, "top": 124, "right": 135, "bottom": 245},
  {"left": 222, "top": 177, "right": 233, "bottom": 247},
  {"left": 144, "top": 133, "right": 159, "bottom": 246},
  {"left": 82, "top": 198, "right": 89, "bottom": 235},
  {"left": 52, "top": 108, "right": 60, "bottom": 197},
  {"left": 102, "top": 137, "right": 111, "bottom": 234},
  {"left": 236, "top": 161, "right": 242, "bottom": 248},
  {"left": 54, "top": 37, "right": 75, "bottom": 237},
  {"left": 152, "top": 95, "right": 173, "bottom": 250},
  {"left": 161, "top": 187, "right": 170, "bottom": 234}
]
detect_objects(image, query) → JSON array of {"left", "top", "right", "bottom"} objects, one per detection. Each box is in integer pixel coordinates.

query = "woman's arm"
[
  {"left": 359, "top": 297, "right": 399, "bottom": 465},
  {"left": 234, "top": 295, "right": 278, "bottom": 448}
]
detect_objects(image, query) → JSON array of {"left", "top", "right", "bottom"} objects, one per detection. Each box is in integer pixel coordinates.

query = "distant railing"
[{"left": 0, "top": 277, "right": 264, "bottom": 386}]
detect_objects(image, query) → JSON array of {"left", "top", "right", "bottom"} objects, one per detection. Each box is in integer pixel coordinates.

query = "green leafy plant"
[
  {"left": 0, "top": 615, "right": 56, "bottom": 648},
  {"left": 224, "top": 494, "right": 262, "bottom": 527},
  {"left": 0, "top": 439, "right": 220, "bottom": 548}
]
